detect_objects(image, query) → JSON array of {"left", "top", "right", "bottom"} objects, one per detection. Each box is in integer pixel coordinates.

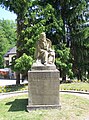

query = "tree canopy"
[{"left": 0, "top": 0, "right": 89, "bottom": 83}]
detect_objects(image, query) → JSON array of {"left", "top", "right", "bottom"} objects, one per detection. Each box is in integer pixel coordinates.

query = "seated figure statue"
[{"left": 34, "top": 32, "right": 55, "bottom": 65}]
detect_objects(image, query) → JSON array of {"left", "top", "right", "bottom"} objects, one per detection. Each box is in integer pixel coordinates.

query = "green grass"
[
  {"left": 0, "top": 94, "right": 89, "bottom": 120},
  {"left": 60, "top": 82, "right": 89, "bottom": 92}
]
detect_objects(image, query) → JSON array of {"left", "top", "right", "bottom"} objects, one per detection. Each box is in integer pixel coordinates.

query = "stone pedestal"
[{"left": 27, "top": 64, "right": 60, "bottom": 111}]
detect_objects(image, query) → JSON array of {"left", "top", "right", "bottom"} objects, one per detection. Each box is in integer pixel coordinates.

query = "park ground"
[{"left": 0, "top": 79, "right": 89, "bottom": 120}]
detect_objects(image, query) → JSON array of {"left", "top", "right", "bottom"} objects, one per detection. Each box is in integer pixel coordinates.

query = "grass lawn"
[
  {"left": 0, "top": 94, "right": 89, "bottom": 120},
  {"left": 60, "top": 82, "right": 89, "bottom": 92}
]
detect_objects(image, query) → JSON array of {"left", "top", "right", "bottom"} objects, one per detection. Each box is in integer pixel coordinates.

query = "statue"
[
  {"left": 35, "top": 32, "right": 55, "bottom": 65},
  {"left": 27, "top": 33, "right": 60, "bottom": 111}
]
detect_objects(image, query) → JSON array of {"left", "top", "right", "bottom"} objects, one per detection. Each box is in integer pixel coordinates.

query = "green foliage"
[
  {"left": 0, "top": 19, "right": 16, "bottom": 68},
  {"left": 0, "top": 0, "right": 89, "bottom": 83},
  {"left": 59, "top": 0, "right": 89, "bottom": 81},
  {"left": 0, "top": 19, "right": 16, "bottom": 45},
  {"left": 14, "top": 53, "right": 33, "bottom": 74},
  {"left": 0, "top": 55, "right": 3, "bottom": 68},
  {"left": 0, "top": 0, "right": 29, "bottom": 14},
  {"left": 56, "top": 44, "right": 73, "bottom": 78},
  {"left": 25, "top": 0, "right": 63, "bottom": 45},
  {"left": 71, "top": 26, "right": 89, "bottom": 80},
  {"left": 0, "top": 29, "right": 8, "bottom": 68}
]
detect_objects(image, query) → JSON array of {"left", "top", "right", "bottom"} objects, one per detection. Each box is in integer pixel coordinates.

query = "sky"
[{"left": 0, "top": 6, "right": 17, "bottom": 21}]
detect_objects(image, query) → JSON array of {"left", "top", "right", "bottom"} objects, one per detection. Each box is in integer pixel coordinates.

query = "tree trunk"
[
  {"left": 16, "top": 72, "right": 20, "bottom": 85},
  {"left": 62, "top": 75, "right": 66, "bottom": 83},
  {"left": 16, "top": 15, "right": 23, "bottom": 85},
  {"left": 61, "top": 69, "right": 66, "bottom": 83}
]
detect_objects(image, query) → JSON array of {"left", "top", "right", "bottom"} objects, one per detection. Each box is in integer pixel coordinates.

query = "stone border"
[
  {"left": 0, "top": 90, "right": 28, "bottom": 96},
  {"left": 61, "top": 90, "right": 89, "bottom": 95},
  {"left": 0, "top": 90, "right": 89, "bottom": 96}
]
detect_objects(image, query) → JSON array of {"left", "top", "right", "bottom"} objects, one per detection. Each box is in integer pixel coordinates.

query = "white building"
[{"left": 4, "top": 46, "right": 16, "bottom": 67}]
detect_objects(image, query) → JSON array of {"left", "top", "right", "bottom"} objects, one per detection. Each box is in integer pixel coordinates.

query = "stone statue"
[
  {"left": 27, "top": 33, "right": 60, "bottom": 111},
  {"left": 35, "top": 32, "right": 55, "bottom": 65}
]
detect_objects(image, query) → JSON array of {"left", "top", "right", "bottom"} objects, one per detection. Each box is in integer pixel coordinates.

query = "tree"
[
  {"left": 0, "top": 0, "right": 29, "bottom": 84},
  {"left": 0, "top": 19, "right": 16, "bottom": 68},
  {"left": 59, "top": 0, "right": 89, "bottom": 81},
  {"left": 67, "top": 1, "right": 89, "bottom": 81},
  {"left": 71, "top": 26, "right": 89, "bottom": 81},
  {"left": 35, "top": 0, "right": 87, "bottom": 81},
  {"left": 0, "top": 19, "right": 16, "bottom": 45},
  {"left": 0, "top": 28, "right": 9, "bottom": 68},
  {"left": 56, "top": 43, "right": 73, "bottom": 82},
  {"left": 14, "top": 53, "right": 33, "bottom": 81},
  {"left": 1, "top": 0, "right": 88, "bottom": 83},
  {"left": 23, "top": 1, "right": 63, "bottom": 49},
  {"left": 0, "top": 1, "right": 63, "bottom": 84}
]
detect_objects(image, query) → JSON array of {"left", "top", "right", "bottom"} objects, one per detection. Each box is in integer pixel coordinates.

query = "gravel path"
[
  {"left": 0, "top": 90, "right": 28, "bottom": 100},
  {"left": 0, "top": 90, "right": 89, "bottom": 100}
]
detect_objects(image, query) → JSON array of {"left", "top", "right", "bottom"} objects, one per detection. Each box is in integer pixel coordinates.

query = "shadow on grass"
[{"left": 6, "top": 98, "right": 28, "bottom": 112}]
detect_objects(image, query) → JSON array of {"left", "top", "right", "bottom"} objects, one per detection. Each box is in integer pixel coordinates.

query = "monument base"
[
  {"left": 27, "top": 65, "right": 60, "bottom": 111},
  {"left": 27, "top": 104, "right": 60, "bottom": 111}
]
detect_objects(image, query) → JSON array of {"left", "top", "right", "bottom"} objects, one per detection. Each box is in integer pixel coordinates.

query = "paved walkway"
[
  {"left": 0, "top": 90, "right": 89, "bottom": 100},
  {"left": 0, "top": 90, "right": 28, "bottom": 100},
  {"left": 61, "top": 91, "right": 89, "bottom": 100}
]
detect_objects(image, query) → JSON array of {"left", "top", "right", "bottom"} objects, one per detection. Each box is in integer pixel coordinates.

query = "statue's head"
[{"left": 40, "top": 32, "right": 46, "bottom": 41}]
